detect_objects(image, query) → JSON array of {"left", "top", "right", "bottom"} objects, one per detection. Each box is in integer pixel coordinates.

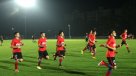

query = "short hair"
[
  {"left": 14, "top": 32, "right": 19, "bottom": 35},
  {"left": 40, "top": 32, "right": 45, "bottom": 35},
  {"left": 58, "top": 30, "right": 63, "bottom": 35}
]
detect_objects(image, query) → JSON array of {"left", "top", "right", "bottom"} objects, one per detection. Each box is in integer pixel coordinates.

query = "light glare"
[{"left": 15, "top": 0, "right": 36, "bottom": 8}]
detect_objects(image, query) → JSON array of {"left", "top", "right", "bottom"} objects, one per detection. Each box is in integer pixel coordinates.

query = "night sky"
[{"left": 0, "top": 0, "right": 136, "bottom": 38}]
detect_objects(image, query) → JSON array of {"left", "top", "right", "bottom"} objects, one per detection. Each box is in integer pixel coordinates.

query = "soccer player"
[
  {"left": 98, "top": 30, "right": 120, "bottom": 76},
  {"left": 11, "top": 32, "right": 24, "bottom": 72},
  {"left": 37, "top": 32, "right": 49, "bottom": 69},
  {"left": 32, "top": 34, "right": 36, "bottom": 43},
  {"left": 81, "top": 30, "right": 92, "bottom": 54},
  {"left": 88, "top": 31, "right": 97, "bottom": 59},
  {"left": 53, "top": 31, "right": 66, "bottom": 67},
  {"left": 120, "top": 29, "right": 130, "bottom": 53},
  {"left": 85, "top": 33, "right": 89, "bottom": 42},
  {"left": 0, "top": 35, "right": 3, "bottom": 46}
]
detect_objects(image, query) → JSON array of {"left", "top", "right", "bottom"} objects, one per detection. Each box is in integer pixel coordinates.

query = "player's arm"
[
  {"left": 11, "top": 45, "right": 19, "bottom": 48},
  {"left": 38, "top": 40, "right": 44, "bottom": 48},
  {"left": 10, "top": 40, "right": 18, "bottom": 48}
]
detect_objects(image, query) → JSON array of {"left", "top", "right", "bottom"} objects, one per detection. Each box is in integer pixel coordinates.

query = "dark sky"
[{"left": 0, "top": 0, "right": 135, "bottom": 38}]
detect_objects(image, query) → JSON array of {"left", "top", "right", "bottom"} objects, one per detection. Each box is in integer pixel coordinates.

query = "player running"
[
  {"left": 98, "top": 30, "right": 120, "bottom": 76},
  {"left": 81, "top": 30, "right": 92, "bottom": 54},
  {"left": 53, "top": 31, "right": 66, "bottom": 67},
  {"left": 120, "top": 29, "right": 130, "bottom": 53},
  {"left": 81, "top": 30, "right": 97, "bottom": 59},
  {"left": 11, "top": 32, "right": 24, "bottom": 72},
  {"left": 89, "top": 31, "right": 97, "bottom": 59},
  {"left": 37, "top": 32, "right": 49, "bottom": 69}
]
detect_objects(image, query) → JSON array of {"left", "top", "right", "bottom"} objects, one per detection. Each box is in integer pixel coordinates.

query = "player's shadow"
[
  {"left": 63, "top": 69, "right": 86, "bottom": 75},
  {"left": 24, "top": 59, "right": 37, "bottom": 64},
  {"left": 0, "top": 65, "right": 13, "bottom": 71},
  {"left": 67, "top": 53, "right": 81, "bottom": 57},
  {"left": 42, "top": 66, "right": 60, "bottom": 70},
  {"left": 42, "top": 66, "right": 86, "bottom": 75},
  {"left": 23, "top": 55, "right": 37, "bottom": 59},
  {"left": 0, "top": 60, "right": 13, "bottom": 64}
]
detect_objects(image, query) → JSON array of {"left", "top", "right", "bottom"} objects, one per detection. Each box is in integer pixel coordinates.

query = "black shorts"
[
  {"left": 13, "top": 52, "right": 23, "bottom": 59},
  {"left": 89, "top": 44, "right": 96, "bottom": 51},
  {"left": 85, "top": 38, "right": 88, "bottom": 42},
  {"left": 38, "top": 51, "right": 48, "bottom": 59},
  {"left": 107, "top": 57, "right": 116, "bottom": 66},
  {"left": 121, "top": 40, "right": 127, "bottom": 46},
  {"left": 55, "top": 50, "right": 65, "bottom": 57}
]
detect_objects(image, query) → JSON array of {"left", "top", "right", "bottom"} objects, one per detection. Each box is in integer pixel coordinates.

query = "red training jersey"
[
  {"left": 121, "top": 32, "right": 127, "bottom": 41},
  {"left": 57, "top": 36, "right": 65, "bottom": 51},
  {"left": 89, "top": 34, "right": 96, "bottom": 46},
  {"left": 106, "top": 36, "right": 116, "bottom": 57},
  {"left": 11, "top": 38, "right": 22, "bottom": 53},
  {"left": 38, "top": 37, "right": 47, "bottom": 51}
]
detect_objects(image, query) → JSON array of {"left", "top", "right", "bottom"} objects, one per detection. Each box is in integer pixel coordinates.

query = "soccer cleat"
[
  {"left": 81, "top": 50, "right": 84, "bottom": 55},
  {"left": 92, "top": 57, "right": 96, "bottom": 59},
  {"left": 15, "top": 69, "right": 19, "bottom": 72},
  {"left": 113, "top": 66, "right": 117, "bottom": 69},
  {"left": 98, "top": 60, "right": 105, "bottom": 66},
  {"left": 37, "top": 66, "right": 42, "bottom": 70}
]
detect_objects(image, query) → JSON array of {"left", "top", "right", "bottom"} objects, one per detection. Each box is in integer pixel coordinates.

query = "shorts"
[
  {"left": 55, "top": 50, "right": 65, "bottom": 57},
  {"left": 107, "top": 57, "right": 116, "bottom": 67},
  {"left": 121, "top": 40, "right": 127, "bottom": 46},
  {"left": 89, "top": 44, "right": 96, "bottom": 51},
  {"left": 38, "top": 51, "right": 49, "bottom": 59},
  {"left": 13, "top": 52, "right": 23, "bottom": 60}
]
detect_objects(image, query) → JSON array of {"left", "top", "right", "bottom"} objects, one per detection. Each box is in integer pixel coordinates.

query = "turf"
[{"left": 0, "top": 39, "right": 136, "bottom": 76}]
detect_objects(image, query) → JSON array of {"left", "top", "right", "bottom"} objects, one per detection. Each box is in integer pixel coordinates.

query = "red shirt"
[
  {"left": 57, "top": 36, "right": 65, "bottom": 51},
  {"left": 121, "top": 32, "right": 127, "bottom": 41},
  {"left": 11, "top": 38, "right": 22, "bottom": 53},
  {"left": 89, "top": 34, "right": 96, "bottom": 46},
  {"left": 38, "top": 37, "right": 47, "bottom": 51},
  {"left": 106, "top": 36, "right": 116, "bottom": 57}
]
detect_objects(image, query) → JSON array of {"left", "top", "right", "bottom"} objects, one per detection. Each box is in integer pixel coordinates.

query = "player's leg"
[
  {"left": 43, "top": 51, "right": 49, "bottom": 60},
  {"left": 37, "top": 51, "right": 43, "bottom": 69},
  {"left": 92, "top": 45, "right": 96, "bottom": 59},
  {"left": 14, "top": 53, "right": 19, "bottom": 72},
  {"left": 59, "top": 51, "right": 65, "bottom": 66},
  {"left": 18, "top": 53, "right": 23, "bottom": 62},
  {"left": 81, "top": 43, "right": 89, "bottom": 54},
  {"left": 105, "top": 57, "right": 116, "bottom": 76},
  {"left": 53, "top": 51, "right": 59, "bottom": 60},
  {"left": 125, "top": 42, "right": 130, "bottom": 53},
  {"left": 121, "top": 40, "right": 124, "bottom": 46}
]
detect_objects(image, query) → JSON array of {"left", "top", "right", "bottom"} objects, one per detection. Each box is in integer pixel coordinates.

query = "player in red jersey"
[
  {"left": 81, "top": 30, "right": 97, "bottom": 59},
  {"left": 53, "top": 31, "right": 66, "bottom": 67},
  {"left": 81, "top": 30, "right": 92, "bottom": 54},
  {"left": 37, "top": 32, "right": 49, "bottom": 69},
  {"left": 11, "top": 32, "right": 24, "bottom": 72},
  {"left": 88, "top": 31, "right": 97, "bottom": 59},
  {"left": 120, "top": 29, "right": 130, "bottom": 53},
  {"left": 98, "top": 30, "right": 120, "bottom": 76}
]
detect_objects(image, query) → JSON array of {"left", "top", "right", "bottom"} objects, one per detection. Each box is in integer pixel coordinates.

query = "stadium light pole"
[
  {"left": 14, "top": 0, "right": 37, "bottom": 38},
  {"left": 68, "top": 24, "right": 71, "bottom": 39}
]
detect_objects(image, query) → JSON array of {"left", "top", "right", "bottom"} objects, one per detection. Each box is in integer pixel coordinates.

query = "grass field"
[{"left": 0, "top": 39, "right": 136, "bottom": 76}]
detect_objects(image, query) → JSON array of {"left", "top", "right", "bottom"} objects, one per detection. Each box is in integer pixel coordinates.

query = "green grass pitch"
[{"left": 0, "top": 39, "right": 136, "bottom": 76}]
